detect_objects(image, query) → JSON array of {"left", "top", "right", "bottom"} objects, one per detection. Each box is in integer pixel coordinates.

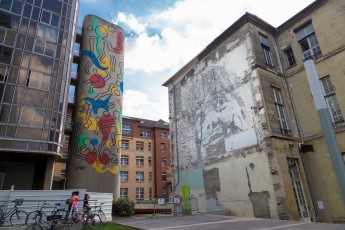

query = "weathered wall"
[
  {"left": 276, "top": 0, "right": 345, "bottom": 223},
  {"left": 66, "top": 15, "right": 124, "bottom": 198},
  {"left": 169, "top": 28, "right": 282, "bottom": 217}
]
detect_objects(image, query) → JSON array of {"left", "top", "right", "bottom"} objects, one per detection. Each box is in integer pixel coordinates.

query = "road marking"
[
  {"left": 257, "top": 222, "right": 310, "bottom": 230},
  {"left": 149, "top": 218, "right": 258, "bottom": 230}
]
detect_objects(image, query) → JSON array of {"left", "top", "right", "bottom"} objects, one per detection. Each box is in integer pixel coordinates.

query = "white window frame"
[
  {"left": 120, "top": 188, "right": 128, "bottom": 198},
  {"left": 259, "top": 34, "right": 273, "bottom": 69},
  {"left": 296, "top": 23, "right": 321, "bottom": 60},
  {"left": 140, "top": 130, "right": 151, "bottom": 138},
  {"left": 122, "top": 123, "right": 132, "bottom": 135},
  {"left": 122, "top": 139, "right": 129, "bottom": 150},
  {"left": 120, "top": 171, "right": 128, "bottom": 182},
  {"left": 272, "top": 87, "right": 290, "bottom": 135},
  {"left": 136, "top": 156, "right": 144, "bottom": 166},
  {"left": 320, "top": 76, "right": 344, "bottom": 125},
  {"left": 121, "top": 155, "right": 129, "bottom": 166},
  {"left": 136, "top": 188, "right": 144, "bottom": 200},
  {"left": 160, "top": 132, "right": 167, "bottom": 138},
  {"left": 136, "top": 141, "right": 144, "bottom": 151},
  {"left": 136, "top": 171, "right": 144, "bottom": 182}
]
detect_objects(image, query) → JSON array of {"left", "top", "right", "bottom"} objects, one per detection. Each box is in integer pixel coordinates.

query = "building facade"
[
  {"left": 163, "top": 0, "right": 344, "bottom": 223},
  {"left": 120, "top": 116, "right": 171, "bottom": 201},
  {"left": 0, "top": 0, "right": 79, "bottom": 190}
]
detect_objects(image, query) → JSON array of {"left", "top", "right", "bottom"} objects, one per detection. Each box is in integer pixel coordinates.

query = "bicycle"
[
  {"left": 26, "top": 213, "right": 68, "bottom": 230},
  {"left": 90, "top": 202, "right": 106, "bottom": 225},
  {"left": 0, "top": 198, "right": 28, "bottom": 226},
  {"left": 27, "top": 201, "right": 67, "bottom": 226},
  {"left": 70, "top": 207, "right": 102, "bottom": 229}
]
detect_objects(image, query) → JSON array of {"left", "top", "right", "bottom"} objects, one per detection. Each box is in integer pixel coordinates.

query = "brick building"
[{"left": 120, "top": 116, "right": 171, "bottom": 200}]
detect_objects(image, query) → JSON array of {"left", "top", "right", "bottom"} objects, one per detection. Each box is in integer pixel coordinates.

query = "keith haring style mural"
[{"left": 70, "top": 15, "right": 124, "bottom": 176}]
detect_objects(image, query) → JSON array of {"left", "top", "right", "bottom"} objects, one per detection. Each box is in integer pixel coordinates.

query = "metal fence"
[{"left": 0, "top": 189, "right": 113, "bottom": 226}]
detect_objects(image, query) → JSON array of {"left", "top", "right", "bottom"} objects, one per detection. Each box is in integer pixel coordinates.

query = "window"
[
  {"left": 26, "top": 71, "right": 51, "bottom": 90},
  {"left": 122, "top": 139, "right": 129, "bottom": 150},
  {"left": 73, "top": 43, "right": 80, "bottom": 56},
  {"left": 160, "top": 143, "right": 166, "bottom": 152},
  {"left": 120, "top": 171, "right": 128, "bottom": 182},
  {"left": 122, "top": 123, "right": 132, "bottom": 135},
  {"left": 148, "top": 142, "right": 151, "bottom": 152},
  {"left": 148, "top": 157, "right": 152, "bottom": 167},
  {"left": 64, "top": 135, "right": 70, "bottom": 145},
  {"left": 162, "top": 187, "right": 166, "bottom": 198},
  {"left": 259, "top": 34, "right": 273, "bottom": 69},
  {"left": 285, "top": 47, "right": 296, "bottom": 67},
  {"left": 20, "top": 107, "right": 45, "bottom": 127},
  {"left": 136, "top": 188, "right": 144, "bottom": 200},
  {"left": 149, "top": 172, "right": 152, "bottom": 182},
  {"left": 40, "top": 10, "right": 60, "bottom": 27},
  {"left": 121, "top": 155, "right": 129, "bottom": 166},
  {"left": 136, "top": 171, "right": 144, "bottom": 182},
  {"left": 162, "top": 172, "right": 167, "bottom": 181},
  {"left": 149, "top": 187, "right": 152, "bottom": 199},
  {"left": 287, "top": 158, "right": 310, "bottom": 220},
  {"left": 120, "top": 188, "right": 128, "bottom": 198},
  {"left": 160, "top": 132, "right": 167, "bottom": 138},
  {"left": 161, "top": 157, "right": 166, "bottom": 166},
  {"left": 272, "top": 87, "right": 290, "bottom": 136},
  {"left": 71, "top": 63, "right": 78, "bottom": 79},
  {"left": 320, "top": 76, "right": 344, "bottom": 125},
  {"left": 140, "top": 130, "right": 151, "bottom": 138},
  {"left": 136, "top": 141, "right": 144, "bottom": 151},
  {"left": 296, "top": 23, "right": 321, "bottom": 60},
  {"left": 136, "top": 156, "right": 144, "bottom": 166},
  {"left": 68, "top": 85, "right": 75, "bottom": 103}
]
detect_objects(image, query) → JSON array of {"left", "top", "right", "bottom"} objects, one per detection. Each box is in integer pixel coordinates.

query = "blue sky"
[{"left": 78, "top": 0, "right": 315, "bottom": 121}]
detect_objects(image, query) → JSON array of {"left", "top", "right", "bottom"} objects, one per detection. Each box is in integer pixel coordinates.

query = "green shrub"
[{"left": 113, "top": 198, "right": 135, "bottom": 217}]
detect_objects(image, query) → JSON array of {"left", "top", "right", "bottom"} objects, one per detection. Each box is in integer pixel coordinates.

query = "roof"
[{"left": 123, "top": 116, "right": 169, "bottom": 130}]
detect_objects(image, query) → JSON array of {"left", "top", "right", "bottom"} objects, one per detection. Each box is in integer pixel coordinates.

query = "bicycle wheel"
[
  {"left": 26, "top": 223, "right": 43, "bottom": 230},
  {"left": 97, "top": 210, "right": 106, "bottom": 225},
  {"left": 52, "top": 209, "right": 67, "bottom": 220},
  {"left": 89, "top": 214, "right": 102, "bottom": 227},
  {"left": 10, "top": 210, "right": 28, "bottom": 226},
  {"left": 26, "top": 211, "right": 42, "bottom": 225}
]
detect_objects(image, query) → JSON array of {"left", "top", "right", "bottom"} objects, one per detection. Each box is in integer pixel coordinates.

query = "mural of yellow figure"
[{"left": 66, "top": 15, "right": 124, "bottom": 197}]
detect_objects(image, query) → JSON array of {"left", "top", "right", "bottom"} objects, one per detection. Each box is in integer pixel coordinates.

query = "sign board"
[
  {"left": 158, "top": 198, "right": 165, "bottom": 205},
  {"left": 173, "top": 197, "right": 181, "bottom": 204}
]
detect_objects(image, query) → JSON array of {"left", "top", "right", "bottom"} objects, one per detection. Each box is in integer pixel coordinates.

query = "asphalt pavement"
[{"left": 113, "top": 213, "right": 345, "bottom": 230}]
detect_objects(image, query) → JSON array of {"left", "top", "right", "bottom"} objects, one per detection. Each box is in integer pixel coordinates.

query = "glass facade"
[{"left": 0, "top": 0, "right": 79, "bottom": 155}]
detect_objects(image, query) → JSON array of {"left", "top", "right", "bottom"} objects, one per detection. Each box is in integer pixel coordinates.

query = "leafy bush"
[{"left": 113, "top": 198, "right": 135, "bottom": 217}]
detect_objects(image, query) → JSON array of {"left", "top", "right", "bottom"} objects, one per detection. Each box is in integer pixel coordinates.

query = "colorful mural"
[{"left": 66, "top": 15, "right": 124, "bottom": 193}]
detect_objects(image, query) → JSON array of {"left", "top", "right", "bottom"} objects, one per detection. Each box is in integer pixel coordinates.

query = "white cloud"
[
  {"left": 114, "top": 0, "right": 314, "bottom": 121},
  {"left": 123, "top": 90, "right": 169, "bottom": 121}
]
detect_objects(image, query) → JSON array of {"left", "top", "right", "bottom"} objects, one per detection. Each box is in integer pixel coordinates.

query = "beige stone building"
[{"left": 163, "top": 0, "right": 344, "bottom": 223}]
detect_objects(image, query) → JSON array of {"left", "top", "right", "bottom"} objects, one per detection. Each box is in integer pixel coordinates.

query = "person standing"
[{"left": 66, "top": 191, "right": 75, "bottom": 219}]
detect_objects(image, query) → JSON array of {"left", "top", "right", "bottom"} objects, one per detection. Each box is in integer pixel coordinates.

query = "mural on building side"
[{"left": 70, "top": 15, "right": 124, "bottom": 176}]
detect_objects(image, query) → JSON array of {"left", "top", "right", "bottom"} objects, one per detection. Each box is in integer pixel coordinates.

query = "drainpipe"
[
  {"left": 171, "top": 83, "right": 180, "bottom": 194},
  {"left": 275, "top": 38, "right": 320, "bottom": 221},
  {"left": 304, "top": 58, "right": 345, "bottom": 207}
]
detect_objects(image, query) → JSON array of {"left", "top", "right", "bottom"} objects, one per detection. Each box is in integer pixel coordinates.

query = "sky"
[{"left": 78, "top": 0, "right": 315, "bottom": 122}]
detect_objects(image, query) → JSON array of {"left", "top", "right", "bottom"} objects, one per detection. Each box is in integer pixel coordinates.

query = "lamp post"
[{"left": 304, "top": 58, "right": 345, "bottom": 206}]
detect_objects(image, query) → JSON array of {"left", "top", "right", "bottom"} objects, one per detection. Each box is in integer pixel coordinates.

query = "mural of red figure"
[{"left": 66, "top": 15, "right": 124, "bottom": 198}]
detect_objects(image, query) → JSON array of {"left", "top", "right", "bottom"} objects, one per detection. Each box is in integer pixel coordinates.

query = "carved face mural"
[{"left": 71, "top": 16, "right": 124, "bottom": 175}]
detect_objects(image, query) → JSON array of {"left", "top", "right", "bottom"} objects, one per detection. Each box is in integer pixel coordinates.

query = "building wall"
[
  {"left": 0, "top": 0, "right": 79, "bottom": 190},
  {"left": 276, "top": 0, "right": 345, "bottom": 223},
  {"left": 66, "top": 15, "right": 124, "bottom": 198},
  {"left": 165, "top": 20, "right": 311, "bottom": 219},
  {"left": 121, "top": 117, "right": 170, "bottom": 201}
]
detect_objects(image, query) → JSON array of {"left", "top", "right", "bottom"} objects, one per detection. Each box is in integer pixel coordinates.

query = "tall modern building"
[
  {"left": 164, "top": 0, "right": 345, "bottom": 223},
  {"left": 0, "top": 0, "right": 79, "bottom": 190}
]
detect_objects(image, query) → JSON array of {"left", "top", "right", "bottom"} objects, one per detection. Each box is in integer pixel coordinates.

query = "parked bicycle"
[
  {"left": 90, "top": 202, "right": 106, "bottom": 225},
  {"left": 70, "top": 207, "right": 102, "bottom": 229},
  {"left": 26, "top": 213, "right": 67, "bottom": 230},
  {"left": 26, "top": 201, "right": 68, "bottom": 225},
  {"left": 0, "top": 198, "right": 28, "bottom": 226}
]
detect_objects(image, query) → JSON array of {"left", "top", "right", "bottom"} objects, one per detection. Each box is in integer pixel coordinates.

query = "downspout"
[
  {"left": 171, "top": 83, "right": 180, "bottom": 194},
  {"left": 275, "top": 37, "right": 320, "bottom": 222}
]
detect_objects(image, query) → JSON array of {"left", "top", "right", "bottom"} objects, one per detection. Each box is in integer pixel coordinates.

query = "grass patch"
[{"left": 92, "top": 223, "right": 139, "bottom": 230}]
